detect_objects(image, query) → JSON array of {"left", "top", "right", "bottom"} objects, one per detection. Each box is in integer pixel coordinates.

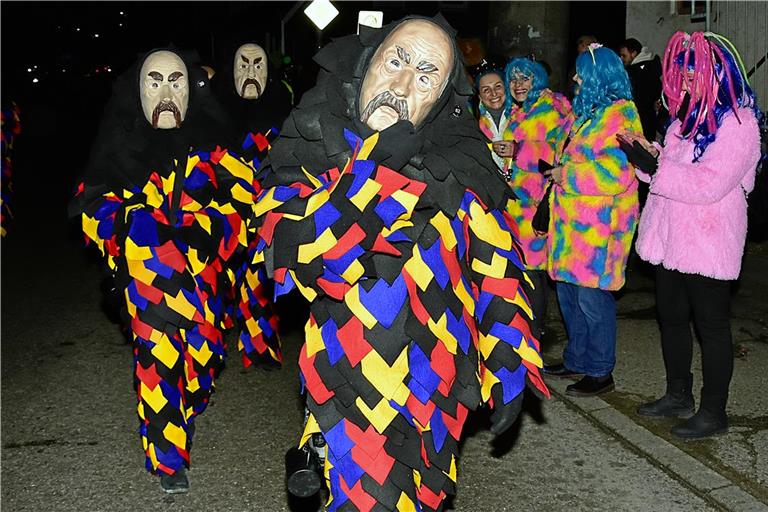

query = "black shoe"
[
  {"left": 542, "top": 363, "right": 583, "bottom": 378},
  {"left": 671, "top": 410, "right": 728, "bottom": 440},
  {"left": 160, "top": 468, "right": 189, "bottom": 494},
  {"left": 637, "top": 393, "right": 694, "bottom": 418},
  {"left": 566, "top": 374, "right": 615, "bottom": 397}
]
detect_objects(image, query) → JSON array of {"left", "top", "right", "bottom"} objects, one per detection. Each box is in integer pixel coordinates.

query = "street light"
[{"left": 304, "top": 0, "right": 338, "bottom": 31}]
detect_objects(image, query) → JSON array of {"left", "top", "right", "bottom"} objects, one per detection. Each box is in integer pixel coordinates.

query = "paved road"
[{"left": 4, "top": 203, "right": 756, "bottom": 511}]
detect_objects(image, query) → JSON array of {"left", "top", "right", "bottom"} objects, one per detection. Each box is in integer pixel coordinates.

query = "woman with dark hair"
[
  {"left": 542, "top": 44, "right": 643, "bottom": 397},
  {"left": 474, "top": 59, "right": 510, "bottom": 173},
  {"left": 620, "top": 32, "right": 762, "bottom": 439}
]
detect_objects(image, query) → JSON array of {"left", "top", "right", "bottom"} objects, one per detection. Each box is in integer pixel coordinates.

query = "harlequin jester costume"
[
  {"left": 211, "top": 41, "right": 294, "bottom": 369},
  {"left": 253, "top": 16, "right": 549, "bottom": 512},
  {"left": 1, "top": 102, "right": 21, "bottom": 237},
  {"left": 70, "top": 49, "right": 281, "bottom": 482}
]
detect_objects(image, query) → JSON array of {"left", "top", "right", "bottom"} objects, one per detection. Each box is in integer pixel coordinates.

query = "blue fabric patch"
[
  {"left": 489, "top": 321, "right": 523, "bottom": 349},
  {"left": 185, "top": 167, "right": 209, "bottom": 190},
  {"left": 375, "top": 196, "right": 407, "bottom": 228},
  {"left": 346, "top": 159, "right": 376, "bottom": 199},
  {"left": 324, "top": 419, "right": 355, "bottom": 459},
  {"left": 420, "top": 240, "right": 450, "bottom": 289},
  {"left": 358, "top": 274, "right": 407, "bottom": 329},
  {"left": 314, "top": 202, "right": 342, "bottom": 237},
  {"left": 408, "top": 343, "right": 441, "bottom": 399},
  {"left": 430, "top": 408, "right": 448, "bottom": 452},
  {"left": 495, "top": 365, "right": 526, "bottom": 403},
  {"left": 128, "top": 209, "right": 160, "bottom": 247},
  {"left": 321, "top": 319, "right": 345, "bottom": 365}
]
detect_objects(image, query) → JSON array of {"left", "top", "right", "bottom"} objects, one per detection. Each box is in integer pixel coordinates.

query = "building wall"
[
  {"left": 487, "top": 2, "right": 570, "bottom": 93},
  {"left": 710, "top": 1, "right": 768, "bottom": 110},
  {"left": 625, "top": 1, "right": 699, "bottom": 57}
]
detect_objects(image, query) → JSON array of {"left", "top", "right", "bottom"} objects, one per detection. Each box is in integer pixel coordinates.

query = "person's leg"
[
  {"left": 576, "top": 285, "right": 616, "bottom": 378},
  {"left": 555, "top": 281, "right": 589, "bottom": 373},
  {"left": 638, "top": 267, "right": 696, "bottom": 417},
  {"left": 671, "top": 274, "right": 732, "bottom": 438},
  {"left": 528, "top": 269, "right": 549, "bottom": 339}
]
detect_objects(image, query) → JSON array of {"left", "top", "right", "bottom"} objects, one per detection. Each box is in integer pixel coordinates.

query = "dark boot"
[
  {"left": 637, "top": 375, "right": 695, "bottom": 418},
  {"left": 671, "top": 408, "right": 728, "bottom": 439},
  {"left": 285, "top": 445, "right": 322, "bottom": 498},
  {"left": 160, "top": 467, "right": 189, "bottom": 494}
]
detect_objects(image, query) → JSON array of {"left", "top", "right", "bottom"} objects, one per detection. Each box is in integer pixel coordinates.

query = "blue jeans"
[{"left": 556, "top": 282, "right": 616, "bottom": 377}]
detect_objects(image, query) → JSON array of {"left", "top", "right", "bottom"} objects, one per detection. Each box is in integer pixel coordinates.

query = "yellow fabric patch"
[
  {"left": 304, "top": 320, "right": 326, "bottom": 358},
  {"left": 163, "top": 423, "right": 186, "bottom": 449},
  {"left": 430, "top": 212, "right": 457, "bottom": 250},
  {"left": 341, "top": 259, "right": 364, "bottom": 284},
  {"left": 140, "top": 381, "right": 169, "bottom": 414},
  {"left": 404, "top": 247, "right": 433, "bottom": 291},
  {"left": 349, "top": 179, "right": 381, "bottom": 211},
  {"left": 356, "top": 397, "right": 398, "bottom": 433},
  {"left": 427, "top": 314, "right": 458, "bottom": 355},
  {"left": 187, "top": 339, "right": 213, "bottom": 366},
  {"left": 151, "top": 337, "right": 180, "bottom": 369},
  {"left": 478, "top": 332, "right": 500, "bottom": 360},
  {"left": 390, "top": 189, "right": 419, "bottom": 214},
  {"left": 361, "top": 349, "right": 409, "bottom": 399},
  {"left": 290, "top": 270, "right": 318, "bottom": 301},
  {"left": 220, "top": 153, "right": 254, "bottom": 182},
  {"left": 187, "top": 247, "right": 206, "bottom": 275},
  {"left": 125, "top": 237, "right": 154, "bottom": 261},
  {"left": 165, "top": 290, "right": 198, "bottom": 321},
  {"left": 126, "top": 258, "right": 157, "bottom": 287},
  {"left": 480, "top": 369, "right": 500, "bottom": 402},
  {"left": 358, "top": 132, "right": 380, "bottom": 160},
  {"left": 344, "top": 286, "right": 377, "bottom": 329},
  {"left": 453, "top": 281, "right": 475, "bottom": 316},
  {"left": 396, "top": 492, "right": 418, "bottom": 512},
  {"left": 298, "top": 228, "right": 337, "bottom": 264},
  {"left": 471, "top": 251, "right": 508, "bottom": 279},
  {"left": 299, "top": 413, "right": 321, "bottom": 448},
  {"left": 253, "top": 188, "right": 284, "bottom": 216},
  {"left": 469, "top": 201, "right": 511, "bottom": 248}
]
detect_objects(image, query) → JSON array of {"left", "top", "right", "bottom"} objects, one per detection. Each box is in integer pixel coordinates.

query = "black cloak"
[{"left": 261, "top": 14, "right": 514, "bottom": 217}]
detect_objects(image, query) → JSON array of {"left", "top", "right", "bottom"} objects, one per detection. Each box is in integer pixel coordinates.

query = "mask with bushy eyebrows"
[
  {"left": 139, "top": 50, "right": 189, "bottom": 129},
  {"left": 234, "top": 43, "right": 268, "bottom": 99}
]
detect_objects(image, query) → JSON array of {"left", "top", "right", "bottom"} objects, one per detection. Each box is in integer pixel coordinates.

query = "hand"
[
  {"left": 492, "top": 140, "right": 517, "bottom": 158},
  {"left": 489, "top": 385, "right": 523, "bottom": 436},
  {"left": 543, "top": 166, "right": 563, "bottom": 185},
  {"left": 617, "top": 132, "right": 659, "bottom": 158}
]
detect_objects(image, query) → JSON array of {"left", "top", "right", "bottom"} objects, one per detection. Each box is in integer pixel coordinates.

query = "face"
[
  {"left": 359, "top": 19, "right": 454, "bottom": 131},
  {"left": 140, "top": 51, "right": 189, "bottom": 129},
  {"left": 572, "top": 73, "right": 583, "bottom": 95},
  {"left": 509, "top": 72, "right": 533, "bottom": 103},
  {"left": 478, "top": 73, "right": 505, "bottom": 110},
  {"left": 619, "top": 47, "right": 636, "bottom": 66},
  {"left": 234, "top": 44, "right": 268, "bottom": 99}
]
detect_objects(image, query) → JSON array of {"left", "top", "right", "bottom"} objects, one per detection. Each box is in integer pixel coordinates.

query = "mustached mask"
[
  {"left": 234, "top": 44, "right": 268, "bottom": 99},
  {"left": 358, "top": 19, "right": 455, "bottom": 131},
  {"left": 140, "top": 50, "right": 189, "bottom": 129}
]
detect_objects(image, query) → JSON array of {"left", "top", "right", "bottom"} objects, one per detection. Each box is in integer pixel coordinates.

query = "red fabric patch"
[
  {"left": 339, "top": 477, "right": 376, "bottom": 512},
  {"left": 402, "top": 272, "right": 429, "bottom": 325},
  {"left": 416, "top": 481, "right": 445, "bottom": 510},
  {"left": 371, "top": 234, "right": 402, "bottom": 256},
  {"left": 324, "top": 224, "right": 366, "bottom": 260},
  {"left": 251, "top": 133, "right": 270, "bottom": 152},
  {"left": 441, "top": 404, "right": 469, "bottom": 440},
  {"left": 134, "top": 280, "right": 164, "bottom": 305},
  {"left": 406, "top": 394, "right": 436, "bottom": 428},
  {"left": 337, "top": 317, "right": 371, "bottom": 367},
  {"left": 317, "top": 278, "right": 349, "bottom": 300},
  {"left": 299, "top": 347, "right": 335, "bottom": 404},
  {"left": 155, "top": 241, "right": 187, "bottom": 273},
  {"left": 209, "top": 146, "right": 226, "bottom": 165},
  {"left": 430, "top": 343, "right": 456, "bottom": 386},
  {"left": 136, "top": 362, "right": 162, "bottom": 390},
  {"left": 481, "top": 276, "right": 520, "bottom": 300}
]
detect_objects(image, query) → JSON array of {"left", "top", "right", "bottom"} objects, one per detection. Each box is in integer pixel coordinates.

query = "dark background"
[{"left": 0, "top": 1, "right": 627, "bottom": 218}]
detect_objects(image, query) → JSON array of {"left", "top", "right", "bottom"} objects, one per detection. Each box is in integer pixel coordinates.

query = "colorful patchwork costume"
[
  {"left": 71, "top": 49, "right": 281, "bottom": 479},
  {"left": 254, "top": 17, "right": 549, "bottom": 512},
  {"left": 1, "top": 101, "right": 21, "bottom": 237}
]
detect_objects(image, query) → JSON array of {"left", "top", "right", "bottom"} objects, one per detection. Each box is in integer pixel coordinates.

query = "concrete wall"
[
  {"left": 710, "top": 1, "right": 768, "bottom": 112},
  {"left": 487, "top": 2, "right": 570, "bottom": 93},
  {"left": 625, "top": 1, "right": 699, "bottom": 58}
]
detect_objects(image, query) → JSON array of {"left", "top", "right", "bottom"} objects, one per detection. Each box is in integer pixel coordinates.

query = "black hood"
[
  {"left": 79, "top": 47, "right": 235, "bottom": 194},
  {"left": 210, "top": 40, "right": 292, "bottom": 143},
  {"left": 263, "top": 14, "right": 509, "bottom": 213}
]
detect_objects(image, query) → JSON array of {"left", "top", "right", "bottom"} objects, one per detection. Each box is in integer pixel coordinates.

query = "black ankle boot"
[
  {"left": 671, "top": 409, "right": 728, "bottom": 439},
  {"left": 160, "top": 467, "right": 189, "bottom": 494},
  {"left": 637, "top": 376, "right": 695, "bottom": 418}
]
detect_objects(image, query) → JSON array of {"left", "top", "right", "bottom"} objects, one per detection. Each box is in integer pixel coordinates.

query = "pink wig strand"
[{"left": 661, "top": 31, "right": 743, "bottom": 139}]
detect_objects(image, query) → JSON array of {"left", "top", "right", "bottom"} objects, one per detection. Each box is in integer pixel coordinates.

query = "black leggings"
[
  {"left": 655, "top": 266, "right": 733, "bottom": 414},
  {"left": 528, "top": 269, "right": 549, "bottom": 337}
]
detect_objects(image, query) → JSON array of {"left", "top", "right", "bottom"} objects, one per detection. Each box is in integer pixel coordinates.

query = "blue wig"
[
  {"left": 572, "top": 46, "right": 633, "bottom": 123},
  {"left": 503, "top": 57, "right": 549, "bottom": 111}
]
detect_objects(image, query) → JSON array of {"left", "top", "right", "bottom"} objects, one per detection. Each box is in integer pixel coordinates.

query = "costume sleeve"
[
  {"left": 651, "top": 109, "right": 761, "bottom": 205},
  {"left": 235, "top": 240, "right": 282, "bottom": 368},
  {"left": 559, "top": 101, "right": 642, "bottom": 197},
  {"left": 463, "top": 196, "right": 550, "bottom": 406}
]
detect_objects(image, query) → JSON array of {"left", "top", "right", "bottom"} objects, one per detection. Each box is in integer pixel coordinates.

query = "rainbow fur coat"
[{"left": 548, "top": 99, "right": 643, "bottom": 290}]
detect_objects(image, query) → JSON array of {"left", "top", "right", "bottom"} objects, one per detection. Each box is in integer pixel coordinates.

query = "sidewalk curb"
[{"left": 545, "top": 378, "right": 768, "bottom": 512}]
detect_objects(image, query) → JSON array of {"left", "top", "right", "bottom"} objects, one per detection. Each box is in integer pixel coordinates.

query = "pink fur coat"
[{"left": 636, "top": 107, "right": 761, "bottom": 280}]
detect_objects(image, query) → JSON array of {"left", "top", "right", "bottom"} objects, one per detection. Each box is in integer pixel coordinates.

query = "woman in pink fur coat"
[{"left": 619, "top": 31, "right": 763, "bottom": 439}]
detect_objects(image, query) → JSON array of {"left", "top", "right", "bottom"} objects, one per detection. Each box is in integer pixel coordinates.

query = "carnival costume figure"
[
  {"left": 71, "top": 49, "right": 281, "bottom": 493},
  {"left": 211, "top": 42, "right": 294, "bottom": 369},
  {"left": 253, "top": 16, "right": 549, "bottom": 512}
]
